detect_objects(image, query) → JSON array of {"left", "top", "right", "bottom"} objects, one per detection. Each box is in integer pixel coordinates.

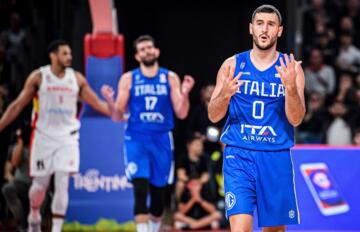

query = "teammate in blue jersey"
[
  {"left": 102, "top": 35, "right": 195, "bottom": 232},
  {"left": 208, "top": 5, "right": 305, "bottom": 232}
]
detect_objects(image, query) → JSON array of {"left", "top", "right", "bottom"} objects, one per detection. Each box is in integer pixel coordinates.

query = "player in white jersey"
[{"left": 0, "top": 40, "right": 114, "bottom": 232}]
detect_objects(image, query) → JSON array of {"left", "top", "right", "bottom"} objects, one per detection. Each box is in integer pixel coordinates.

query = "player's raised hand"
[
  {"left": 181, "top": 75, "right": 195, "bottom": 95},
  {"left": 101, "top": 85, "right": 115, "bottom": 104},
  {"left": 275, "top": 53, "right": 302, "bottom": 94},
  {"left": 221, "top": 64, "right": 243, "bottom": 99}
]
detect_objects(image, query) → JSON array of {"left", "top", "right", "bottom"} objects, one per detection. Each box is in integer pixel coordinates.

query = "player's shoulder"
[
  {"left": 27, "top": 69, "right": 42, "bottom": 85},
  {"left": 120, "top": 71, "right": 133, "bottom": 89},
  {"left": 73, "top": 70, "right": 84, "bottom": 79},
  {"left": 222, "top": 55, "right": 237, "bottom": 68},
  {"left": 223, "top": 50, "right": 250, "bottom": 64},
  {"left": 167, "top": 70, "right": 178, "bottom": 79},
  {"left": 121, "top": 71, "right": 133, "bottom": 80},
  {"left": 233, "top": 50, "right": 250, "bottom": 62}
]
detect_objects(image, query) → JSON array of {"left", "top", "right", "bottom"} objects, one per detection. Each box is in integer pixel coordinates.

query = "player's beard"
[
  {"left": 58, "top": 59, "right": 72, "bottom": 70},
  {"left": 142, "top": 57, "right": 158, "bottom": 67},
  {"left": 253, "top": 34, "right": 277, "bottom": 51}
]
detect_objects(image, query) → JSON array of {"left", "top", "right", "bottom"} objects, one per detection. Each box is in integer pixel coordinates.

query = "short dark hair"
[
  {"left": 133, "top": 35, "right": 155, "bottom": 51},
  {"left": 252, "top": 4, "right": 282, "bottom": 25},
  {"left": 186, "top": 133, "right": 203, "bottom": 145},
  {"left": 47, "top": 39, "right": 69, "bottom": 54}
]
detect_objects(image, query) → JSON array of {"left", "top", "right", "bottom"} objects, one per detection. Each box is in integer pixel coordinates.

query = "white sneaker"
[
  {"left": 27, "top": 215, "right": 41, "bottom": 232},
  {"left": 174, "top": 221, "right": 188, "bottom": 229}
]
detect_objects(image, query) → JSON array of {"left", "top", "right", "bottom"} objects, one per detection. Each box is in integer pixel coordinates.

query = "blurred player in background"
[
  {"left": 208, "top": 5, "right": 305, "bottom": 232},
  {"left": 0, "top": 40, "right": 114, "bottom": 232},
  {"left": 102, "top": 35, "right": 195, "bottom": 232}
]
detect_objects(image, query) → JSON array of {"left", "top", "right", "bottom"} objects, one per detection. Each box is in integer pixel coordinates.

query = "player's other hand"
[
  {"left": 275, "top": 53, "right": 302, "bottom": 94},
  {"left": 101, "top": 85, "right": 115, "bottom": 103},
  {"left": 181, "top": 75, "right": 195, "bottom": 96},
  {"left": 221, "top": 64, "right": 243, "bottom": 99}
]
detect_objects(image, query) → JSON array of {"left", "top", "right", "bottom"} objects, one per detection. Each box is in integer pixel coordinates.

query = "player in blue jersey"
[
  {"left": 208, "top": 5, "right": 305, "bottom": 232},
  {"left": 102, "top": 35, "right": 195, "bottom": 232}
]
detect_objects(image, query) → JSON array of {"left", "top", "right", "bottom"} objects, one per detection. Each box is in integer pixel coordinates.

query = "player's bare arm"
[
  {"left": 75, "top": 71, "right": 112, "bottom": 116},
  {"left": 208, "top": 56, "right": 243, "bottom": 123},
  {"left": 101, "top": 72, "right": 131, "bottom": 121},
  {"left": 113, "top": 71, "right": 132, "bottom": 117},
  {"left": 0, "top": 70, "right": 40, "bottom": 132},
  {"left": 275, "top": 53, "right": 305, "bottom": 127},
  {"left": 168, "top": 71, "right": 195, "bottom": 120}
]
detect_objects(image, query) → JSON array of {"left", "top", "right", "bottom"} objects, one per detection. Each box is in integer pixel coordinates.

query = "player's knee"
[
  {"left": 173, "top": 212, "right": 181, "bottom": 220},
  {"left": 51, "top": 187, "right": 69, "bottom": 215},
  {"left": 133, "top": 178, "right": 149, "bottom": 215},
  {"left": 51, "top": 172, "right": 70, "bottom": 215},
  {"left": 29, "top": 181, "right": 48, "bottom": 208},
  {"left": 229, "top": 215, "right": 252, "bottom": 232},
  {"left": 212, "top": 211, "right": 222, "bottom": 220},
  {"left": 149, "top": 184, "right": 165, "bottom": 217}
]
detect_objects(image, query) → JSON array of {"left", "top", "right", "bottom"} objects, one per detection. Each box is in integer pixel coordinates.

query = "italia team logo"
[
  {"left": 225, "top": 192, "right": 236, "bottom": 210},
  {"left": 127, "top": 162, "right": 138, "bottom": 175},
  {"left": 240, "top": 62, "right": 245, "bottom": 70},
  {"left": 159, "top": 73, "right": 167, "bottom": 83}
]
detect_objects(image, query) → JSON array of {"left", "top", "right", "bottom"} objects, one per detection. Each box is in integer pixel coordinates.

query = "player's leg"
[
  {"left": 191, "top": 211, "right": 222, "bottom": 229},
  {"left": 28, "top": 130, "right": 56, "bottom": 231},
  {"left": 133, "top": 178, "right": 151, "bottom": 232},
  {"left": 28, "top": 175, "right": 51, "bottom": 232},
  {"left": 255, "top": 150, "right": 299, "bottom": 228},
  {"left": 149, "top": 184, "right": 165, "bottom": 232},
  {"left": 124, "top": 133, "right": 151, "bottom": 232},
  {"left": 51, "top": 171, "right": 70, "bottom": 232},
  {"left": 223, "top": 146, "right": 257, "bottom": 232},
  {"left": 51, "top": 140, "right": 79, "bottom": 232},
  {"left": 148, "top": 131, "right": 174, "bottom": 232}
]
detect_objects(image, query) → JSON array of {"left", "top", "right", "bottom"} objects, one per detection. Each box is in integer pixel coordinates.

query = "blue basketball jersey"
[
  {"left": 126, "top": 67, "right": 174, "bottom": 132},
  {"left": 220, "top": 50, "right": 294, "bottom": 151}
]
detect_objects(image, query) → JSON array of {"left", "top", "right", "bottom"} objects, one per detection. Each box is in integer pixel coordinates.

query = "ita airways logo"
[
  {"left": 240, "top": 124, "right": 277, "bottom": 143},
  {"left": 225, "top": 192, "right": 236, "bottom": 210}
]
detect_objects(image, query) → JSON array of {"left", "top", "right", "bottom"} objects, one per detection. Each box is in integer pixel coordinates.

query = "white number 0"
[
  {"left": 252, "top": 100, "right": 264, "bottom": 119},
  {"left": 145, "top": 96, "right": 158, "bottom": 110}
]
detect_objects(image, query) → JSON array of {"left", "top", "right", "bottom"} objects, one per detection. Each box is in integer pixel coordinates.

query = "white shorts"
[{"left": 30, "top": 130, "right": 80, "bottom": 177}]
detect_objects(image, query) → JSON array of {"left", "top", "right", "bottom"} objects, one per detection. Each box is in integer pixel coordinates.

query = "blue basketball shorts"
[
  {"left": 223, "top": 146, "right": 300, "bottom": 227},
  {"left": 123, "top": 130, "right": 174, "bottom": 187}
]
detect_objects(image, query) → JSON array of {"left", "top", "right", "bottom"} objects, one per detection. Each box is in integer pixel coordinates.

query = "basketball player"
[
  {"left": 208, "top": 5, "right": 305, "bottom": 232},
  {"left": 0, "top": 40, "right": 114, "bottom": 232},
  {"left": 102, "top": 35, "right": 195, "bottom": 232}
]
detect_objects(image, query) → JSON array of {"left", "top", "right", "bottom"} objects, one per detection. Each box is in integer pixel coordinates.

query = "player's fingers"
[
  {"left": 222, "top": 65, "right": 230, "bottom": 81},
  {"left": 237, "top": 80, "right": 245, "bottom": 87},
  {"left": 225, "top": 64, "right": 231, "bottom": 78},
  {"left": 231, "top": 80, "right": 243, "bottom": 92},
  {"left": 275, "top": 65, "right": 284, "bottom": 78},
  {"left": 184, "top": 75, "right": 193, "bottom": 81},
  {"left": 235, "top": 71, "right": 243, "bottom": 80},
  {"left": 229, "top": 65, "right": 235, "bottom": 79},
  {"left": 279, "top": 57, "right": 286, "bottom": 71},
  {"left": 230, "top": 72, "right": 242, "bottom": 85},
  {"left": 284, "top": 53, "right": 290, "bottom": 66},
  {"left": 290, "top": 53, "right": 295, "bottom": 64}
]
